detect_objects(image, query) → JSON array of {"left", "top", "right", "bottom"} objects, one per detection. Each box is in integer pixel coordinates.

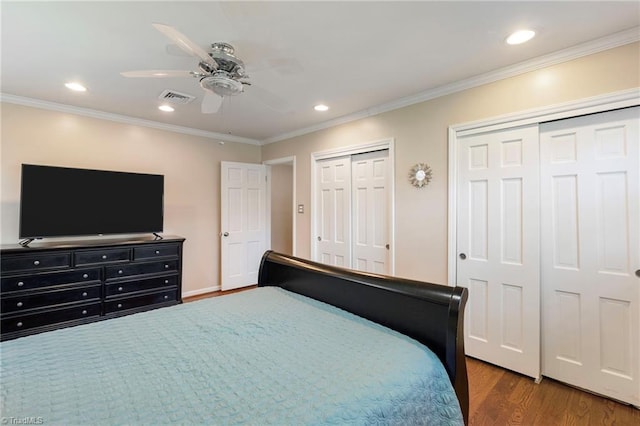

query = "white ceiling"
[{"left": 2, "top": 1, "right": 639, "bottom": 144}]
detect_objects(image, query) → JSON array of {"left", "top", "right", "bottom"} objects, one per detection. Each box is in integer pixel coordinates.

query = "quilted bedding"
[{"left": 0, "top": 287, "right": 463, "bottom": 425}]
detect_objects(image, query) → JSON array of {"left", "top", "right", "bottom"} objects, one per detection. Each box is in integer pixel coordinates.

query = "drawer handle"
[
  {"left": 17, "top": 281, "right": 24, "bottom": 287},
  {"left": 33, "top": 260, "right": 40, "bottom": 266},
  {"left": 16, "top": 321, "right": 23, "bottom": 328},
  {"left": 82, "top": 292, "right": 88, "bottom": 297},
  {"left": 16, "top": 301, "right": 23, "bottom": 307},
  {"left": 118, "top": 287, "right": 123, "bottom": 292},
  {"left": 164, "top": 279, "right": 169, "bottom": 284},
  {"left": 164, "top": 295, "right": 169, "bottom": 300},
  {"left": 118, "top": 270, "right": 123, "bottom": 274},
  {"left": 155, "top": 250, "right": 160, "bottom": 254},
  {"left": 83, "top": 273, "right": 89, "bottom": 279},
  {"left": 164, "top": 264, "right": 169, "bottom": 269},
  {"left": 102, "top": 255, "right": 107, "bottom": 259},
  {"left": 81, "top": 310, "right": 87, "bottom": 315},
  {"left": 117, "top": 303, "right": 123, "bottom": 308}
]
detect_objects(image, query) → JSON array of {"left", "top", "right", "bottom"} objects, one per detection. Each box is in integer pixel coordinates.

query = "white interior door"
[
  {"left": 456, "top": 124, "right": 541, "bottom": 379},
  {"left": 541, "top": 106, "right": 639, "bottom": 406},
  {"left": 315, "top": 156, "right": 352, "bottom": 267},
  {"left": 220, "top": 161, "right": 267, "bottom": 291},
  {"left": 351, "top": 150, "right": 389, "bottom": 274}
]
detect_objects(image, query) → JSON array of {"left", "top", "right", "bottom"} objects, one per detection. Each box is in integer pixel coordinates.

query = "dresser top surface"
[{"left": 1, "top": 235, "right": 185, "bottom": 254}]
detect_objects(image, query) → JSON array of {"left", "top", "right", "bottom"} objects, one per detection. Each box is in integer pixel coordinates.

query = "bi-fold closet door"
[
  {"left": 456, "top": 124, "right": 541, "bottom": 379},
  {"left": 457, "top": 106, "right": 639, "bottom": 406},
  {"left": 540, "top": 107, "right": 639, "bottom": 406},
  {"left": 314, "top": 150, "right": 390, "bottom": 274}
]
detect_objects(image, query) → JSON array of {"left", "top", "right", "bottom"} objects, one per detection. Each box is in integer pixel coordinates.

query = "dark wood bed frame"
[{"left": 258, "top": 250, "right": 469, "bottom": 424}]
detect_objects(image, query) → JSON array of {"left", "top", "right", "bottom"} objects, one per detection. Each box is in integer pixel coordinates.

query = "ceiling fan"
[{"left": 121, "top": 23, "right": 264, "bottom": 113}]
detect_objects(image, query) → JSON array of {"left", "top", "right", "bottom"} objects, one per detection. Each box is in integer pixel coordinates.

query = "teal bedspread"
[{"left": 0, "top": 287, "right": 462, "bottom": 425}]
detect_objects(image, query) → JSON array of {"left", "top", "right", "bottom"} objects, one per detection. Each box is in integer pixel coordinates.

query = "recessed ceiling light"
[
  {"left": 158, "top": 104, "right": 175, "bottom": 112},
  {"left": 314, "top": 104, "right": 329, "bottom": 112},
  {"left": 506, "top": 30, "right": 536, "bottom": 45},
  {"left": 64, "top": 82, "right": 87, "bottom": 92}
]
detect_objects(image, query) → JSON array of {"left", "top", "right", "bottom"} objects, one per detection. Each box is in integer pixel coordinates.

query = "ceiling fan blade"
[
  {"left": 152, "top": 23, "right": 217, "bottom": 69},
  {"left": 202, "top": 91, "right": 223, "bottom": 113},
  {"left": 165, "top": 44, "right": 192, "bottom": 57},
  {"left": 120, "top": 70, "right": 194, "bottom": 78}
]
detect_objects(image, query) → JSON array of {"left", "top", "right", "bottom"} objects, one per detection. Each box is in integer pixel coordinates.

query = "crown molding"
[
  {"left": 261, "top": 26, "right": 640, "bottom": 145},
  {"left": 2, "top": 27, "right": 637, "bottom": 147},
  {"left": 0, "top": 94, "right": 262, "bottom": 146}
]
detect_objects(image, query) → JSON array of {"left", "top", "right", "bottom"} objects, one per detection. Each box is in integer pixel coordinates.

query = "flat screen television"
[{"left": 19, "top": 164, "right": 164, "bottom": 240}]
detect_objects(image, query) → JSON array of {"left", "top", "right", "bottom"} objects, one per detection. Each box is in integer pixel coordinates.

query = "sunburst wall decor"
[{"left": 409, "top": 163, "right": 432, "bottom": 188}]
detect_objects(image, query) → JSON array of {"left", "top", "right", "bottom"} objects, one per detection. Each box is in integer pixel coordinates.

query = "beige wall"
[
  {"left": 270, "top": 164, "right": 293, "bottom": 255},
  {"left": 2, "top": 43, "right": 638, "bottom": 292},
  {"left": 261, "top": 42, "right": 640, "bottom": 284},
  {"left": 0, "top": 103, "right": 261, "bottom": 294}
]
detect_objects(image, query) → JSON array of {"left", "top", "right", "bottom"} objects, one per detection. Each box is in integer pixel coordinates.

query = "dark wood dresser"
[{"left": 0, "top": 235, "right": 185, "bottom": 341}]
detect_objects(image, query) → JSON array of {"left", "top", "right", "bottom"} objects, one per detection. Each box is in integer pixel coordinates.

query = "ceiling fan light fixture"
[
  {"left": 200, "top": 74, "right": 244, "bottom": 97},
  {"left": 506, "top": 29, "right": 536, "bottom": 45},
  {"left": 314, "top": 104, "right": 329, "bottom": 112},
  {"left": 158, "top": 104, "right": 175, "bottom": 112},
  {"left": 65, "top": 82, "right": 87, "bottom": 92}
]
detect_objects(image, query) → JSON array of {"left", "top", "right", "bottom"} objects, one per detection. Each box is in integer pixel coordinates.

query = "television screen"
[{"left": 19, "top": 164, "right": 164, "bottom": 239}]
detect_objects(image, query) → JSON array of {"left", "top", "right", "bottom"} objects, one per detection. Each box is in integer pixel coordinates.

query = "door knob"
[
  {"left": 459, "top": 253, "right": 467, "bottom": 260},
  {"left": 223, "top": 232, "right": 229, "bottom": 237},
  {"left": 636, "top": 269, "right": 640, "bottom": 278},
  {"left": 317, "top": 236, "right": 321, "bottom": 241}
]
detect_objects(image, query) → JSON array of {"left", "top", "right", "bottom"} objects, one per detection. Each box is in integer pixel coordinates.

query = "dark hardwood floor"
[
  {"left": 467, "top": 357, "right": 639, "bottom": 425},
  {"left": 185, "top": 289, "right": 639, "bottom": 425}
]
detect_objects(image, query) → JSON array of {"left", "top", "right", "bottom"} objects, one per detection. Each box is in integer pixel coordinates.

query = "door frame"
[
  {"left": 263, "top": 156, "right": 297, "bottom": 256},
  {"left": 310, "top": 138, "right": 396, "bottom": 275},
  {"left": 447, "top": 88, "right": 639, "bottom": 286}
]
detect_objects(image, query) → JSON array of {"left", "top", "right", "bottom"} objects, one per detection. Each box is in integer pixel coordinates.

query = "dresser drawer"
[
  {"left": 1, "top": 268, "right": 100, "bottom": 293},
  {"left": 1, "top": 236, "right": 184, "bottom": 340},
  {"left": 1, "top": 252, "right": 71, "bottom": 273},
  {"left": 134, "top": 244, "right": 180, "bottom": 260},
  {"left": 105, "top": 275, "right": 178, "bottom": 297},
  {"left": 1, "top": 284, "right": 101, "bottom": 315},
  {"left": 105, "top": 260, "right": 178, "bottom": 280},
  {"left": 75, "top": 248, "right": 130, "bottom": 265},
  {"left": 1, "top": 302, "right": 101, "bottom": 333},
  {"left": 104, "top": 289, "right": 178, "bottom": 314}
]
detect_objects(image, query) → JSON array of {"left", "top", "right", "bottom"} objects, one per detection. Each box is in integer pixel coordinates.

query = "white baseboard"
[{"left": 182, "top": 285, "right": 221, "bottom": 298}]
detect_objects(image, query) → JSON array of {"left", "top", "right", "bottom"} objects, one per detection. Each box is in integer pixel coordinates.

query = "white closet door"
[
  {"left": 541, "top": 107, "right": 639, "bottom": 406},
  {"left": 315, "top": 157, "right": 352, "bottom": 267},
  {"left": 220, "top": 162, "right": 267, "bottom": 291},
  {"left": 351, "top": 150, "right": 389, "bottom": 274},
  {"left": 457, "top": 125, "right": 541, "bottom": 379}
]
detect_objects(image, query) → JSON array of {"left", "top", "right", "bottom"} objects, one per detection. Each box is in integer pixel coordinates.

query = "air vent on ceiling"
[{"left": 158, "top": 89, "right": 196, "bottom": 104}]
